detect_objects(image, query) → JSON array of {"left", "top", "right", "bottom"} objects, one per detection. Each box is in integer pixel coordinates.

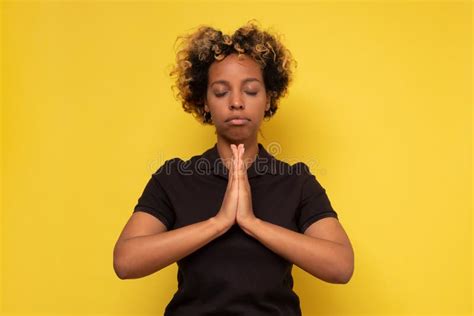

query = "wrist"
[
  {"left": 210, "top": 216, "right": 232, "bottom": 235},
  {"left": 239, "top": 216, "right": 260, "bottom": 237}
]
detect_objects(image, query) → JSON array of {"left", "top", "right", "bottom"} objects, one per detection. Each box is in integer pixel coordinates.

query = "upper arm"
[
  {"left": 296, "top": 169, "right": 339, "bottom": 233},
  {"left": 116, "top": 211, "right": 168, "bottom": 244},
  {"left": 113, "top": 211, "right": 168, "bottom": 278},
  {"left": 304, "top": 217, "right": 354, "bottom": 283},
  {"left": 303, "top": 217, "right": 352, "bottom": 249}
]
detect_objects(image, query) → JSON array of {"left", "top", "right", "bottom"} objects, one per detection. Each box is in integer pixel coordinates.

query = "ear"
[
  {"left": 265, "top": 92, "right": 271, "bottom": 111},
  {"left": 204, "top": 102, "right": 209, "bottom": 112}
]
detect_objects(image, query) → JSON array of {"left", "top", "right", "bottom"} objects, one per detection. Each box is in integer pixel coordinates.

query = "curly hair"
[{"left": 169, "top": 20, "right": 297, "bottom": 125}]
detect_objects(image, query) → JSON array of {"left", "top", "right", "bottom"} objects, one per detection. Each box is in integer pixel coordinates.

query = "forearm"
[
  {"left": 241, "top": 218, "right": 353, "bottom": 284},
  {"left": 115, "top": 217, "right": 229, "bottom": 279}
]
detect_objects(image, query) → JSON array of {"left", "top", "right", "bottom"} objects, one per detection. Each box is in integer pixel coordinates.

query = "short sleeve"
[
  {"left": 133, "top": 166, "right": 175, "bottom": 230},
  {"left": 297, "top": 173, "right": 338, "bottom": 233}
]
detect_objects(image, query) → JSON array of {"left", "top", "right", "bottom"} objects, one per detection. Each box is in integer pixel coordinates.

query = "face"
[{"left": 204, "top": 53, "right": 270, "bottom": 144}]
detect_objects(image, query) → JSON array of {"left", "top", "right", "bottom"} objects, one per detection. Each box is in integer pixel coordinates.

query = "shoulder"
[
  {"left": 270, "top": 157, "right": 313, "bottom": 178},
  {"left": 152, "top": 157, "right": 182, "bottom": 177},
  {"left": 152, "top": 152, "right": 210, "bottom": 178}
]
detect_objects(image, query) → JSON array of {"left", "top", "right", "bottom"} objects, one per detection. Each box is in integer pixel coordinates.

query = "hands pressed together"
[{"left": 214, "top": 144, "right": 257, "bottom": 234}]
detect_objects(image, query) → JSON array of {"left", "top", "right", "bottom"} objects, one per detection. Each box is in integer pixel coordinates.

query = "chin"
[{"left": 226, "top": 131, "right": 257, "bottom": 144}]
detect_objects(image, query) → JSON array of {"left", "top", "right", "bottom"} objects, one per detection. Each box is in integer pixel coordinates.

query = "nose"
[{"left": 229, "top": 93, "right": 245, "bottom": 110}]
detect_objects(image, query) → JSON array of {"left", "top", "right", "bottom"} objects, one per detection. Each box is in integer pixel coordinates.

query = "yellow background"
[{"left": 1, "top": 1, "right": 472, "bottom": 315}]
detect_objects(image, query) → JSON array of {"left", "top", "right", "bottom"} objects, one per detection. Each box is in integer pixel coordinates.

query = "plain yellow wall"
[{"left": 1, "top": 1, "right": 472, "bottom": 315}]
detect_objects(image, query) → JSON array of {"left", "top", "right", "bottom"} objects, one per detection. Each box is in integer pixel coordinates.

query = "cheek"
[
  {"left": 206, "top": 97, "right": 223, "bottom": 114},
  {"left": 248, "top": 96, "right": 268, "bottom": 113}
]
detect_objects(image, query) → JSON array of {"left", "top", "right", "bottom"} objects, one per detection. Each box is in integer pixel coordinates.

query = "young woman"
[{"left": 113, "top": 21, "right": 354, "bottom": 315}]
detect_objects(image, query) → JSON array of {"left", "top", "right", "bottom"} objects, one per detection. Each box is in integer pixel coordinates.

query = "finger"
[
  {"left": 231, "top": 144, "right": 238, "bottom": 183},
  {"left": 235, "top": 144, "right": 241, "bottom": 178},
  {"left": 228, "top": 144, "right": 237, "bottom": 185},
  {"left": 230, "top": 144, "right": 237, "bottom": 161},
  {"left": 239, "top": 144, "right": 245, "bottom": 177},
  {"left": 240, "top": 146, "right": 250, "bottom": 187}
]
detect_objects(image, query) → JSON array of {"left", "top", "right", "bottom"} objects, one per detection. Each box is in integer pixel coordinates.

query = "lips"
[
  {"left": 226, "top": 116, "right": 250, "bottom": 126},
  {"left": 225, "top": 116, "right": 250, "bottom": 122},
  {"left": 227, "top": 118, "right": 249, "bottom": 125}
]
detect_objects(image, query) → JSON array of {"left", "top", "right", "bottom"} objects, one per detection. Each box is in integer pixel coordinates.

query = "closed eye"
[
  {"left": 214, "top": 91, "right": 257, "bottom": 97},
  {"left": 215, "top": 92, "right": 227, "bottom": 97}
]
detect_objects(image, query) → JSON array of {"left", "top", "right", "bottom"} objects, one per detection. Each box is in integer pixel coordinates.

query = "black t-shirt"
[{"left": 133, "top": 142, "right": 339, "bottom": 316}]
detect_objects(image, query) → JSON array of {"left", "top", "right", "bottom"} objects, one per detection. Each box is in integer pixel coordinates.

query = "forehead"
[{"left": 208, "top": 54, "right": 263, "bottom": 81}]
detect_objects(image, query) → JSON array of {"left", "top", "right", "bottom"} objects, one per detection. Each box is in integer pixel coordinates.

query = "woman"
[{"left": 113, "top": 21, "right": 354, "bottom": 315}]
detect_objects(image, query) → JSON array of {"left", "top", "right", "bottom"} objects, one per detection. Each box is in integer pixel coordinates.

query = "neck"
[{"left": 216, "top": 137, "right": 259, "bottom": 170}]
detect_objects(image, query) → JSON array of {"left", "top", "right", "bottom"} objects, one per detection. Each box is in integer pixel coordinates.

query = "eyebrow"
[{"left": 210, "top": 78, "right": 261, "bottom": 87}]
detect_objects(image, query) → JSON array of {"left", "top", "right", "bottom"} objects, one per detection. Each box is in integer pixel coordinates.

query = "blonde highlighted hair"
[{"left": 170, "top": 20, "right": 297, "bottom": 124}]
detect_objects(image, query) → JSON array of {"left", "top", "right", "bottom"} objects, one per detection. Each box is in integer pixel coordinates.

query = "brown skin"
[
  {"left": 206, "top": 53, "right": 354, "bottom": 283},
  {"left": 113, "top": 53, "right": 354, "bottom": 284},
  {"left": 204, "top": 53, "right": 268, "bottom": 230},
  {"left": 204, "top": 53, "right": 270, "bottom": 170}
]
